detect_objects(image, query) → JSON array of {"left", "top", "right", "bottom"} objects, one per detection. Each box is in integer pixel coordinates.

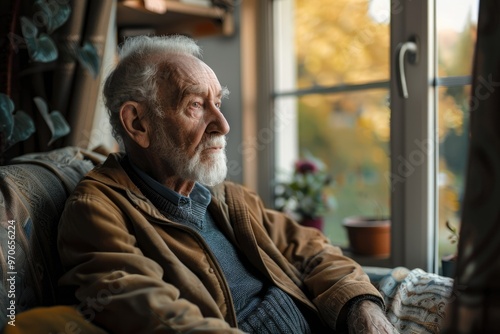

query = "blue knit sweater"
[{"left": 125, "top": 159, "right": 312, "bottom": 333}]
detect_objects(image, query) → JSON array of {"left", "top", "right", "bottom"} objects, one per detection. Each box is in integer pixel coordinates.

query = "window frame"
[
  {"left": 266, "top": 0, "right": 478, "bottom": 272},
  {"left": 390, "top": 0, "right": 437, "bottom": 272}
]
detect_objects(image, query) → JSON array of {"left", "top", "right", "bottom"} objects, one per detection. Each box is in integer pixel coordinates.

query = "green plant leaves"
[
  {"left": 11, "top": 111, "right": 37, "bottom": 147},
  {"left": 33, "top": 97, "right": 70, "bottom": 146},
  {"left": 0, "top": 94, "right": 15, "bottom": 139},
  {"left": 20, "top": 17, "right": 58, "bottom": 62},
  {"left": 275, "top": 155, "right": 335, "bottom": 220},
  {"left": 19, "top": 3, "right": 99, "bottom": 77},
  {"left": 0, "top": 95, "right": 71, "bottom": 151},
  {"left": 19, "top": 0, "right": 72, "bottom": 63},
  {"left": 34, "top": 0, "right": 71, "bottom": 34},
  {"left": 0, "top": 94, "right": 36, "bottom": 151},
  {"left": 75, "top": 42, "right": 101, "bottom": 78}
]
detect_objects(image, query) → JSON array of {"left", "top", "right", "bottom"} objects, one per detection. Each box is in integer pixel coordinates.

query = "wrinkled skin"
[{"left": 347, "top": 301, "right": 399, "bottom": 334}]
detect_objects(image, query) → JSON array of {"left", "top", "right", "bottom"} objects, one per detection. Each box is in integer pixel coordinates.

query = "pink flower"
[
  {"left": 275, "top": 154, "right": 335, "bottom": 221},
  {"left": 295, "top": 160, "right": 318, "bottom": 174}
]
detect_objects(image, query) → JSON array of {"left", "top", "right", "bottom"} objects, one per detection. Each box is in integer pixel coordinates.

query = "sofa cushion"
[
  {"left": 0, "top": 147, "right": 105, "bottom": 328},
  {"left": 1, "top": 305, "right": 108, "bottom": 333}
]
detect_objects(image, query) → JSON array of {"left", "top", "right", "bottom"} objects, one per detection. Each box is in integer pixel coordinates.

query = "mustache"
[{"left": 200, "top": 135, "right": 227, "bottom": 150}]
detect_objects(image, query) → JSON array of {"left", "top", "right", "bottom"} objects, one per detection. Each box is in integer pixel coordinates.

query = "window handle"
[{"left": 396, "top": 41, "right": 418, "bottom": 98}]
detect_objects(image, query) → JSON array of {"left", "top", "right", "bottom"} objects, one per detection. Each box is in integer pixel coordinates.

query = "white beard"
[
  {"left": 152, "top": 127, "right": 228, "bottom": 186},
  {"left": 182, "top": 135, "right": 228, "bottom": 186}
]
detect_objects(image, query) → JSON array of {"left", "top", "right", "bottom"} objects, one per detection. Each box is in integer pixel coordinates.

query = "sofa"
[
  {"left": 0, "top": 147, "right": 106, "bottom": 328},
  {"left": 0, "top": 147, "right": 455, "bottom": 333}
]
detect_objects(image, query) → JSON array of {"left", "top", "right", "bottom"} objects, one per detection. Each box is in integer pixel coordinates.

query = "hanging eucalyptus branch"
[
  {"left": 1, "top": 0, "right": 101, "bottom": 155},
  {"left": 18, "top": 1, "right": 100, "bottom": 76},
  {"left": 0, "top": 93, "right": 71, "bottom": 152},
  {"left": 0, "top": 93, "right": 36, "bottom": 152}
]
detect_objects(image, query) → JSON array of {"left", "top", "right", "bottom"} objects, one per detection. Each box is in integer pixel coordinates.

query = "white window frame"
[{"left": 390, "top": 0, "right": 437, "bottom": 272}]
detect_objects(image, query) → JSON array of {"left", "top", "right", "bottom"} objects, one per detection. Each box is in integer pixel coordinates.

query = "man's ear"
[{"left": 120, "top": 101, "right": 151, "bottom": 149}]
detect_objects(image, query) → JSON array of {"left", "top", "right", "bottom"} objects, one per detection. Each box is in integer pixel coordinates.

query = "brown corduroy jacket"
[{"left": 57, "top": 153, "right": 382, "bottom": 333}]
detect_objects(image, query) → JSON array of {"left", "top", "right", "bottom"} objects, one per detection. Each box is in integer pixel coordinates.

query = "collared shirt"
[{"left": 129, "top": 161, "right": 211, "bottom": 228}]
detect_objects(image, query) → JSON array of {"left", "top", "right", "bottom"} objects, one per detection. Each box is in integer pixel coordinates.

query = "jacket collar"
[
  {"left": 86, "top": 152, "right": 142, "bottom": 193},
  {"left": 85, "top": 152, "right": 230, "bottom": 223}
]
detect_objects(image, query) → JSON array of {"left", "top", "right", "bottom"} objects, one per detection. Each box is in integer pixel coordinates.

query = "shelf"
[{"left": 117, "top": 0, "right": 234, "bottom": 38}]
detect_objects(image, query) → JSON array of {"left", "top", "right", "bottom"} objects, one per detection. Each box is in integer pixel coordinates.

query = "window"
[
  {"left": 273, "top": 0, "right": 478, "bottom": 271},
  {"left": 435, "top": 0, "right": 477, "bottom": 263}
]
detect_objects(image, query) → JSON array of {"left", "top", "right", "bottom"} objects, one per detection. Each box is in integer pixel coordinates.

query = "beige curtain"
[{"left": 442, "top": 0, "right": 500, "bottom": 332}]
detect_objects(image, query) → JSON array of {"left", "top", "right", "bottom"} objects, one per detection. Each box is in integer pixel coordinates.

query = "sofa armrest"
[{"left": 0, "top": 147, "right": 105, "bottom": 328}]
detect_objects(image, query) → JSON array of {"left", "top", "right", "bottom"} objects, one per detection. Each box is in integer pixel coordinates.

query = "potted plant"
[
  {"left": 339, "top": 195, "right": 391, "bottom": 257},
  {"left": 441, "top": 220, "right": 459, "bottom": 277},
  {"left": 274, "top": 154, "right": 336, "bottom": 231},
  {"left": 342, "top": 216, "right": 391, "bottom": 257}
]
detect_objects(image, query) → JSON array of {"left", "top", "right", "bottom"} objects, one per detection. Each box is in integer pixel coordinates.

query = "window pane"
[
  {"left": 436, "top": 0, "right": 479, "bottom": 77},
  {"left": 294, "top": 0, "right": 390, "bottom": 89},
  {"left": 436, "top": 0, "right": 478, "bottom": 271},
  {"left": 437, "top": 86, "right": 470, "bottom": 261},
  {"left": 276, "top": 90, "right": 391, "bottom": 248}
]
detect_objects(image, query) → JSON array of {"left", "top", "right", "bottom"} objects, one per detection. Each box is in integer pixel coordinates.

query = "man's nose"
[{"left": 207, "top": 104, "right": 230, "bottom": 135}]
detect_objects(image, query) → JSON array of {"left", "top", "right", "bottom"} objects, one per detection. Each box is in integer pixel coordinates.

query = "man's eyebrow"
[
  {"left": 184, "top": 85, "right": 230, "bottom": 99},
  {"left": 185, "top": 85, "right": 205, "bottom": 96},
  {"left": 221, "top": 86, "right": 230, "bottom": 99}
]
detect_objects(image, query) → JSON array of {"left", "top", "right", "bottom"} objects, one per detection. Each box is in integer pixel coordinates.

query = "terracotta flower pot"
[{"left": 342, "top": 216, "right": 391, "bottom": 257}]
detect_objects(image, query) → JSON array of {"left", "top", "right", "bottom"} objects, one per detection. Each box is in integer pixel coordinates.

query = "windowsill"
[{"left": 340, "top": 248, "right": 393, "bottom": 268}]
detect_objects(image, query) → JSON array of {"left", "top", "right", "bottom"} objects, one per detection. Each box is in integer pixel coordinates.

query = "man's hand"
[{"left": 347, "top": 300, "right": 399, "bottom": 334}]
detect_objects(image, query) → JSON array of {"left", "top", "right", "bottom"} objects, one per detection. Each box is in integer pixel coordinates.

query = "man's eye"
[
  {"left": 192, "top": 101, "right": 202, "bottom": 108},
  {"left": 215, "top": 102, "right": 221, "bottom": 109}
]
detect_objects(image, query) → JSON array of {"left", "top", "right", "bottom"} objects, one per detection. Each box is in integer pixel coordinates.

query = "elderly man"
[{"left": 57, "top": 35, "right": 396, "bottom": 333}]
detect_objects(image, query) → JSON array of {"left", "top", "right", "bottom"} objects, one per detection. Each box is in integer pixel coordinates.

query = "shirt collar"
[{"left": 128, "top": 159, "right": 211, "bottom": 208}]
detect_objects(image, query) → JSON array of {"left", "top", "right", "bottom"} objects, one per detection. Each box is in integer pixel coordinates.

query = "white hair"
[{"left": 103, "top": 35, "right": 202, "bottom": 140}]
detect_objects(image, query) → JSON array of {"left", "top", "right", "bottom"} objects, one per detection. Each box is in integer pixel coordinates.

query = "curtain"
[
  {"left": 442, "top": 0, "right": 500, "bottom": 332},
  {"left": 63, "top": 0, "right": 115, "bottom": 149}
]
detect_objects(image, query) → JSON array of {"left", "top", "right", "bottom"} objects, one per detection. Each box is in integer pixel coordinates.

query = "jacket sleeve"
[
  {"left": 232, "top": 183, "right": 384, "bottom": 330},
  {"left": 57, "top": 189, "right": 245, "bottom": 334}
]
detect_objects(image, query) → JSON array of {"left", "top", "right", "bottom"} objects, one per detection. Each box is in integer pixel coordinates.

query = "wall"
[{"left": 198, "top": 4, "right": 244, "bottom": 185}]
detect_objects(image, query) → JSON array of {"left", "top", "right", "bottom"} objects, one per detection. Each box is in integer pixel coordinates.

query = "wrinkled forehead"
[
  {"left": 148, "top": 53, "right": 227, "bottom": 111},
  {"left": 158, "top": 54, "right": 219, "bottom": 89}
]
